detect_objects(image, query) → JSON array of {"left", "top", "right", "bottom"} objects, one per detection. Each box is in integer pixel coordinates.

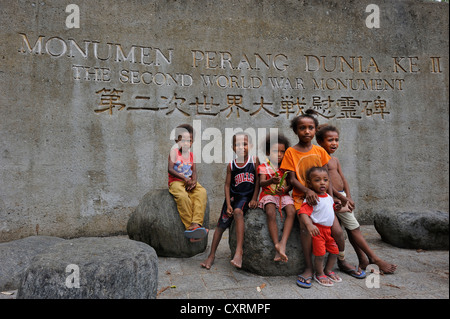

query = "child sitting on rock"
[
  {"left": 201, "top": 132, "right": 259, "bottom": 269},
  {"left": 258, "top": 133, "right": 296, "bottom": 262},
  {"left": 168, "top": 124, "right": 208, "bottom": 242}
]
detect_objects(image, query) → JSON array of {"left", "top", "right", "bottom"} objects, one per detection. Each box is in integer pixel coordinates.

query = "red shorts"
[{"left": 312, "top": 223, "right": 339, "bottom": 256}]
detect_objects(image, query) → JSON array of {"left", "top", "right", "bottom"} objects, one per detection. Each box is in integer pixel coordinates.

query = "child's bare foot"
[
  {"left": 274, "top": 243, "right": 288, "bottom": 262},
  {"left": 372, "top": 258, "right": 397, "bottom": 274},
  {"left": 274, "top": 251, "right": 281, "bottom": 262},
  {"left": 201, "top": 255, "right": 215, "bottom": 270},
  {"left": 230, "top": 255, "right": 243, "bottom": 268}
]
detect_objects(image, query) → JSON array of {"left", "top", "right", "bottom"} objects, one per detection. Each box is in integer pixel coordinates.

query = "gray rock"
[
  {"left": 127, "top": 189, "right": 209, "bottom": 257},
  {"left": 17, "top": 237, "right": 158, "bottom": 299},
  {"left": 0, "top": 236, "right": 65, "bottom": 291},
  {"left": 373, "top": 211, "right": 449, "bottom": 250},
  {"left": 229, "top": 208, "right": 304, "bottom": 276}
]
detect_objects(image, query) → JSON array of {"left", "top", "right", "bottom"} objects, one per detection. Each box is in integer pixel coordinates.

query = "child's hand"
[
  {"left": 271, "top": 176, "right": 281, "bottom": 185},
  {"left": 185, "top": 179, "right": 196, "bottom": 191},
  {"left": 306, "top": 224, "right": 320, "bottom": 237},
  {"left": 339, "top": 196, "right": 348, "bottom": 207},
  {"left": 334, "top": 202, "right": 342, "bottom": 212},
  {"left": 275, "top": 186, "right": 285, "bottom": 196},
  {"left": 226, "top": 205, "right": 233, "bottom": 217},
  {"left": 347, "top": 198, "right": 355, "bottom": 211},
  {"left": 333, "top": 198, "right": 342, "bottom": 211},
  {"left": 249, "top": 200, "right": 258, "bottom": 209},
  {"left": 305, "top": 189, "right": 319, "bottom": 206}
]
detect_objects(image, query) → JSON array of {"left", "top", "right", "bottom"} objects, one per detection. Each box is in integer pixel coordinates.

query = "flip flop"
[
  {"left": 296, "top": 275, "right": 312, "bottom": 289},
  {"left": 340, "top": 266, "right": 366, "bottom": 279},
  {"left": 325, "top": 271, "right": 342, "bottom": 283},
  {"left": 184, "top": 227, "right": 208, "bottom": 239},
  {"left": 314, "top": 274, "right": 334, "bottom": 287}
]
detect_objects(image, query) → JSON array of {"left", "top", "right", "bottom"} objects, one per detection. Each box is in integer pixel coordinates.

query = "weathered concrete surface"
[
  {"left": 127, "top": 189, "right": 210, "bottom": 257},
  {"left": 0, "top": 0, "right": 448, "bottom": 241},
  {"left": 16, "top": 237, "right": 158, "bottom": 299},
  {"left": 158, "top": 225, "right": 449, "bottom": 300}
]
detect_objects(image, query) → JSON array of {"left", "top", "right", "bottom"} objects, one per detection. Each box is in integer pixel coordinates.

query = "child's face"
[
  {"left": 308, "top": 170, "right": 329, "bottom": 195},
  {"left": 269, "top": 143, "right": 286, "bottom": 166},
  {"left": 295, "top": 117, "right": 316, "bottom": 144},
  {"left": 233, "top": 135, "right": 249, "bottom": 160},
  {"left": 319, "top": 131, "right": 339, "bottom": 154},
  {"left": 177, "top": 132, "right": 193, "bottom": 151}
]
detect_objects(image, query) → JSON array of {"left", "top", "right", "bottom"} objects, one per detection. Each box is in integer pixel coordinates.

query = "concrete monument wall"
[{"left": 0, "top": 0, "right": 448, "bottom": 241}]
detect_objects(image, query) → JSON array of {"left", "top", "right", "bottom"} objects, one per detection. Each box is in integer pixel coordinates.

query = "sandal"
[
  {"left": 184, "top": 227, "right": 208, "bottom": 239},
  {"left": 325, "top": 271, "right": 342, "bottom": 283},
  {"left": 314, "top": 274, "right": 334, "bottom": 287},
  {"left": 296, "top": 275, "right": 312, "bottom": 289}
]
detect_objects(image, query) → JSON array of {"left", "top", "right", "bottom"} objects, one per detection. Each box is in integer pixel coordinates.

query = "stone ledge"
[
  {"left": 229, "top": 208, "right": 304, "bottom": 276},
  {"left": 17, "top": 237, "right": 158, "bottom": 299},
  {"left": 127, "top": 189, "right": 209, "bottom": 257},
  {"left": 0, "top": 236, "right": 65, "bottom": 291},
  {"left": 373, "top": 210, "right": 449, "bottom": 250}
]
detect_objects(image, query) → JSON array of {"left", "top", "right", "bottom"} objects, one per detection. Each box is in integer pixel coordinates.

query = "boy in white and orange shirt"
[{"left": 298, "top": 166, "right": 342, "bottom": 287}]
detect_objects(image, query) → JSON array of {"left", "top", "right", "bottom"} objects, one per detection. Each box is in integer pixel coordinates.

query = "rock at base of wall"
[
  {"left": 127, "top": 189, "right": 209, "bottom": 257},
  {"left": 229, "top": 208, "right": 304, "bottom": 276},
  {"left": 0, "top": 236, "right": 66, "bottom": 291},
  {"left": 373, "top": 210, "right": 449, "bottom": 250},
  {"left": 17, "top": 237, "right": 158, "bottom": 299}
]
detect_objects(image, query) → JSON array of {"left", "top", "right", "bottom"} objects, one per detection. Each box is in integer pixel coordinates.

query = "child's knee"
[
  {"left": 285, "top": 206, "right": 296, "bottom": 217},
  {"left": 298, "top": 214, "right": 307, "bottom": 229},
  {"left": 196, "top": 185, "right": 207, "bottom": 197},
  {"left": 264, "top": 204, "right": 277, "bottom": 218},
  {"left": 177, "top": 192, "right": 191, "bottom": 202},
  {"left": 233, "top": 209, "right": 244, "bottom": 218},
  {"left": 332, "top": 227, "right": 345, "bottom": 243}
]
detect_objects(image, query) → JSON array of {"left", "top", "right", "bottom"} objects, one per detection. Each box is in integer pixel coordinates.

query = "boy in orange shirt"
[{"left": 281, "top": 110, "right": 351, "bottom": 287}]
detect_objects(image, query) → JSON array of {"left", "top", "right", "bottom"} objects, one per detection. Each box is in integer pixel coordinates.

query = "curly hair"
[
  {"left": 290, "top": 109, "right": 319, "bottom": 133},
  {"left": 264, "top": 133, "right": 290, "bottom": 155},
  {"left": 306, "top": 166, "right": 328, "bottom": 181},
  {"left": 316, "top": 125, "right": 339, "bottom": 143},
  {"left": 174, "top": 124, "right": 193, "bottom": 142}
]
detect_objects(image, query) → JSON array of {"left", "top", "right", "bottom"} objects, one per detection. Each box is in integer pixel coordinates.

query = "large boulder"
[
  {"left": 0, "top": 236, "right": 65, "bottom": 291},
  {"left": 17, "top": 237, "right": 158, "bottom": 299},
  {"left": 127, "top": 189, "right": 209, "bottom": 257},
  {"left": 373, "top": 211, "right": 449, "bottom": 250},
  {"left": 229, "top": 208, "right": 304, "bottom": 276}
]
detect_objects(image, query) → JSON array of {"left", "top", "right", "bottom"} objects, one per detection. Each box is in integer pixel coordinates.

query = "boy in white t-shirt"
[{"left": 298, "top": 166, "right": 342, "bottom": 287}]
